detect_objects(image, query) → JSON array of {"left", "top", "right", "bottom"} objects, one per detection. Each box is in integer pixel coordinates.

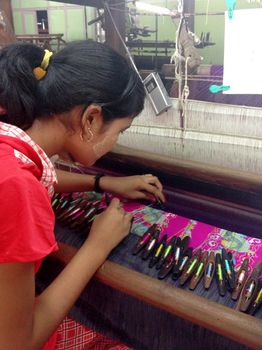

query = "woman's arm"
[
  {"left": 0, "top": 198, "right": 132, "bottom": 350},
  {"left": 55, "top": 169, "right": 165, "bottom": 203},
  {"left": 0, "top": 243, "right": 104, "bottom": 350},
  {"left": 54, "top": 169, "right": 96, "bottom": 193}
]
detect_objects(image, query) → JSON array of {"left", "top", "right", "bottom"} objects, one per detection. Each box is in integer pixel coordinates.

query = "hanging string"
[
  {"left": 181, "top": 56, "right": 190, "bottom": 131},
  {"left": 169, "top": 0, "right": 187, "bottom": 132},
  {"left": 170, "top": 13, "right": 184, "bottom": 121}
]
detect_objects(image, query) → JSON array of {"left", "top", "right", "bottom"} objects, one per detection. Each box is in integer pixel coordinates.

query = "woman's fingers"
[
  {"left": 142, "top": 174, "right": 163, "bottom": 192},
  {"left": 140, "top": 176, "right": 165, "bottom": 203},
  {"left": 124, "top": 212, "right": 133, "bottom": 224},
  {"left": 109, "top": 197, "right": 120, "bottom": 207},
  {"left": 131, "top": 191, "right": 155, "bottom": 201},
  {"left": 133, "top": 185, "right": 165, "bottom": 203},
  {"left": 106, "top": 175, "right": 165, "bottom": 203},
  {"left": 108, "top": 198, "right": 134, "bottom": 222},
  {"left": 108, "top": 197, "right": 126, "bottom": 215}
]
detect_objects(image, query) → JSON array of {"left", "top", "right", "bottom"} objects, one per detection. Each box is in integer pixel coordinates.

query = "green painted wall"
[
  {"left": 195, "top": 0, "right": 262, "bottom": 64},
  {"left": 132, "top": 0, "right": 178, "bottom": 41},
  {"left": 21, "top": 0, "right": 49, "bottom": 8},
  {"left": 11, "top": 0, "right": 96, "bottom": 43},
  {"left": 24, "top": 12, "right": 36, "bottom": 34},
  {"left": 12, "top": 11, "right": 23, "bottom": 34},
  {"left": 66, "top": 8, "right": 85, "bottom": 41},
  {"left": 131, "top": 0, "right": 262, "bottom": 64},
  {"left": 11, "top": 1, "right": 262, "bottom": 63},
  {"left": 49, "top": 9, "right": 65, "bottom": 35}
]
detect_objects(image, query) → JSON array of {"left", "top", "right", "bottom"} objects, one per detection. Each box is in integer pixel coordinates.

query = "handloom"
[
  {"left": 37, "top": 145, "right": 262, "bottom": 350},
  {"left": 37, "top": 192, "right": 261, "bottom": 350},
  {"left": 52, "top": 191, "right": 262, "bottom": 309}
]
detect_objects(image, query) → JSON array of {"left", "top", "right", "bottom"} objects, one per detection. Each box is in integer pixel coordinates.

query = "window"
[{"left": 36, "top": 10, "right": 49, "bottom": 34}]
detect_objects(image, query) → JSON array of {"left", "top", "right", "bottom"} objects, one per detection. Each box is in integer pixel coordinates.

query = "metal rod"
[{"left": 155, "top": 14, "right": 158, "bottom": 71}]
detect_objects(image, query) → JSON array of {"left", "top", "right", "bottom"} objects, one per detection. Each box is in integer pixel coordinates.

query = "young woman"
[{"left": 0, "top": 40, "right": 165, "bottom": 350}]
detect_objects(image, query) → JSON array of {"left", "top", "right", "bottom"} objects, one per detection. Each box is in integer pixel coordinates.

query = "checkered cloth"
[
  {"left": 0, "top": 121, "right": 57, "bottom": 197},
  {"left": 56, "top": 317, "right": 132, "bottom": 350}
]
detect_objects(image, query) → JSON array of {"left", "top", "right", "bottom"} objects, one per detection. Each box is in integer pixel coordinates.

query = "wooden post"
[
  {"left": 184, "top": 0, "right": 195, "bottom": 31},
  {"left": 0, "top": 0, "right": 14, "bottom": 29},
  {"left": 0, "top": 0, "right": 16, "bottom": 48},
  {"left": 104, "top": 0, "right": 126, "bottom": 56}
]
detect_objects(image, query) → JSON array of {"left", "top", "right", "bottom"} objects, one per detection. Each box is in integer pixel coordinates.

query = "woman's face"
[
  {"left": 90, "top": 116, "right": 133, "bottom": 163},
  {"left": 64, "top": 114, "right": 133, "bottom": 166}
]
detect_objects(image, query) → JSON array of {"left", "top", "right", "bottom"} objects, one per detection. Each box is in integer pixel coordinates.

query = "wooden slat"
[
  {"left": 162, "top": 188, "right": 262, "bottom": 237},
  {"left": 104, "top": 0, "right": 126, "bottom": 55},
  {"left": 51, "top": 243, "right": 262, "bottom": 350},
  {"left": 107, "top": 145, "right": 262, "bottom": 193},
  {"left": 94, "top": 145, "right": 262, "bottom": 235}
]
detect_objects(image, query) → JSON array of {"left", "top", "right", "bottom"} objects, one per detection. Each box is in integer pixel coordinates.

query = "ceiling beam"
[{"left": 48, "top": 0, "right": 104, "bottom": 8}]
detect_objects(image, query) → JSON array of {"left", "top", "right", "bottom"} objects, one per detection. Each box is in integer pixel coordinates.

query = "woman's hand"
[
  {"left": 100, "top": 174, "right": 165, "bottom": 203},
  {"left": 86, "top": 198, "right": 132, "bottom": 257}
]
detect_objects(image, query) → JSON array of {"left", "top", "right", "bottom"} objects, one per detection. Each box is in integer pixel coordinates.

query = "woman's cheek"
[{"left": 92, "top": 134, "right": 118, "bottom": 158}]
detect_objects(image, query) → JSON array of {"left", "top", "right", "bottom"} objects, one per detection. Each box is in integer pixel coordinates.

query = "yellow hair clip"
[
  {"left": 33, "top": 49, "right": 53, "bottom": 80},
  {"left": 33, "top": 67, "right": 46, "bottom": 80}
]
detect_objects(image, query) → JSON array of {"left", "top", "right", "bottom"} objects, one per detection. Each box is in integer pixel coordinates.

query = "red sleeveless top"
[{"left": 0, "top": 135, "right": 58, "bottom": 349}]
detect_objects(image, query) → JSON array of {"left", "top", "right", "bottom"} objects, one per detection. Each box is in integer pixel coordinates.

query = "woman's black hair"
[{"left": 0, "top": 40, "right": 145, "bottom": 130}]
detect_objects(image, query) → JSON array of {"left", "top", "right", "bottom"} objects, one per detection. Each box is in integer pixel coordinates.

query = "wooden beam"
[
  {"left": 104, "top": 0, "right": 126, "bottom": 56},
  {"left": 48, "top": 0, "right": 104, "bottom": 8},
  {"left": 95, "top": 145, "right": 262, "bottom": 236},
  {"left": 50, "top": 242, "right": 262, "bottom": 350},
  {"left": 107, "top": 145, "right": 262, "bottom": 194}
]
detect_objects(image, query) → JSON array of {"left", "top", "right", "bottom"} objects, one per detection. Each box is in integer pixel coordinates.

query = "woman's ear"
[{"left": 80, "top": 104, "right": 104, "bottom": 141}]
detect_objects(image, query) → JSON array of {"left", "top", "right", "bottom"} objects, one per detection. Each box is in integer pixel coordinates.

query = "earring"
[
  {"left": 87, "top": 128, "right": 94, "bottom": 142},
  {"left": 80, "top": 128, "right": 94, "bottom": 142}
]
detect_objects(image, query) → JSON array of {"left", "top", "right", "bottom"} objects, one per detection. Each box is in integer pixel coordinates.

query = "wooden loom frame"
[
  {"left": 49, "top": 242, "right": 262, "bottom": 350},
  {"left": 44, "top": 145, "right": 262, "bottom": 350}
]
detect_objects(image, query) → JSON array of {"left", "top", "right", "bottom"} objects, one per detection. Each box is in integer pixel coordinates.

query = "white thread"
[
  {"left": 181, "top": 56, "right": 190, "bottom": 131},
  {"left": 117, "top": 129, "right": 262, "bottom": 173}
]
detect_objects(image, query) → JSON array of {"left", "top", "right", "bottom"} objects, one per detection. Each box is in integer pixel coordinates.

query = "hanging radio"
[{"left": 143, "top": 72, "right": 173, "bottom": 115}]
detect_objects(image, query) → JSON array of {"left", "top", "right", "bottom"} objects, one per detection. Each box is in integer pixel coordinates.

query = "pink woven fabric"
[{"left": 121, "top": 200, "right": 262, "bottom": 271}]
